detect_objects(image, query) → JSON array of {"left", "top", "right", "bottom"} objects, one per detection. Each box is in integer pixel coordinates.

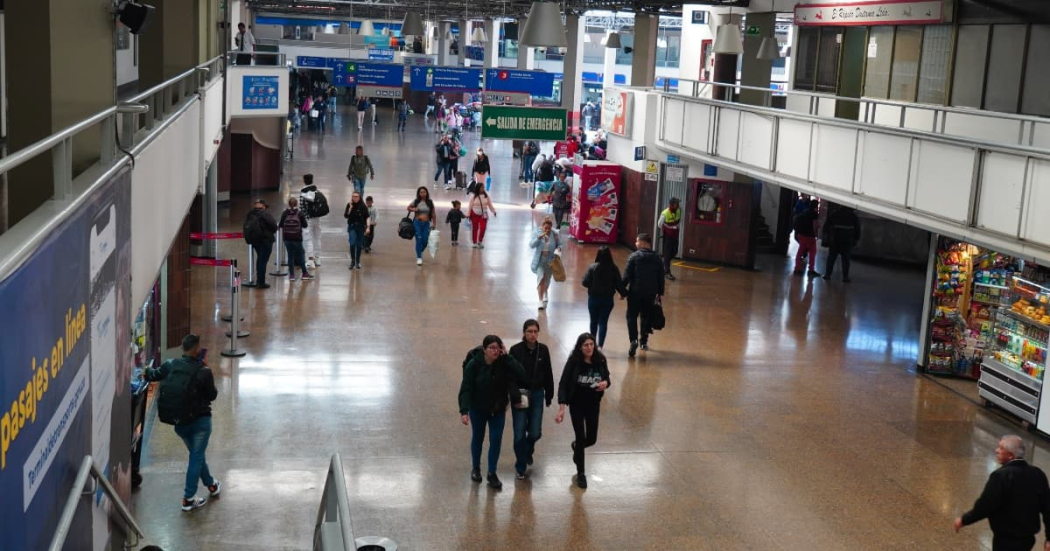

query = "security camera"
[{"left": 115, "top": 1, "right": 156, "bottom": 35}]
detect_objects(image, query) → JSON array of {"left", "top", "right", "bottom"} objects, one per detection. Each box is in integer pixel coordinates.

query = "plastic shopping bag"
[
  {"left": 428, "top": 229, "right": 441, "bottom": 259},
  {"left": 550, "top": 252, "right": 566, "bottom": 282},
  {"left": 485, "top": 174, "right": 492, "bottom": 192}
]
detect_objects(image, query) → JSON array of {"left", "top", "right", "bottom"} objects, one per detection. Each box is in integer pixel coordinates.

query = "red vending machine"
[{"left": 569, "top": 160, "right": 621, "bottom": 243}]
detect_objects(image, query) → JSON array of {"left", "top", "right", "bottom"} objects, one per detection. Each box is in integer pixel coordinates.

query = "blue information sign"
[
  {"left": 464, "top": 45, "right": 485, "bottom": 62},
  {"left": 484, "top": 69, "right": 556, "bottom": 97},
  {"left": 667, "top": 154, "right": 680, "bottom": 164},
  {"left": 332, "top": 60, "right": 356, "bottom": 86},
  {"left": 410, "top": 66, "right": 483, "bottom": 92},
  {"left": 296, "top": 56, "right": 327, "bottom": 68},
  {"left": 368, "top": 49, "right": 395, "bottom": 62},
  {"left": 242, "top": 75, "right": 280, "bottom": 110},
  {"left": 356, "top": 62, "right": 403, "bottom": 87}
]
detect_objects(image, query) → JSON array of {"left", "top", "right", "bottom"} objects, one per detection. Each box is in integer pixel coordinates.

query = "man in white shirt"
[{"left": 236, "top": 23, "right": 255, "bottom": 65}]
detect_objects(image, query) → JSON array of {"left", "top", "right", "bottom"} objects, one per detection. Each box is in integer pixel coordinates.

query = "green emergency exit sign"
[
  {"left": 746, "top": 25, "right": 762, "bottom": 36},
  {"left": 480, "top": 106, "right": 568, "bottom": 141}
]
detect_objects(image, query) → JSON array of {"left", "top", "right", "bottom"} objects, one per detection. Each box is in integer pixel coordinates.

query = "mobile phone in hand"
[{"left": 197, "top": 348, "right": 208, "bottom": 362}]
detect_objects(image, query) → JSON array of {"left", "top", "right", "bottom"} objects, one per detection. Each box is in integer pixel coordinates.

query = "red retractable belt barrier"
[
  {"left": 191, "top": 257, "right": 234, "bottom": 267},
  {"left": 191, "top": 232, "right": 244, "bottom": 240}
]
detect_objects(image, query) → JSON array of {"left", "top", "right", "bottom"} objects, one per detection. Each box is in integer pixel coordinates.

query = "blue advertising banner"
[
  {"left": 296, "top": 56, "right": 327, "bottom": 68},
  {"left": 464, "top": 45, "right": 484, "bottom": 62},
  {"left": 410, "top": 66, "right": 483, "bottom": 92},
  {"left": 484, "top": 68, "right": 556, "bottom": 96},
  {"left": 242, "top": 76, "right": 280, "bottom": 110},
  {"left": 0, "top": 168, "right": 133, "bottom": 551},
  {"left": 368, "top": 49, "right": 395, "bottom": 62},
  {"left": 332, "top": 60, "right": 356, "bottom": 86},
  {"left": 355, "top": 62, "right": 403, "bottom": 88}
]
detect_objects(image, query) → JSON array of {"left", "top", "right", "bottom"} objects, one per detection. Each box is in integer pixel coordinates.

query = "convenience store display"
[{"left": 926, "top": 240, "right": 974, "bottom": 377}]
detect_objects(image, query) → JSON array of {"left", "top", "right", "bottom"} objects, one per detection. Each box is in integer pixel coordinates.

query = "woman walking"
[
  {"left": 279, "top": 197, "right": 313, "bottom": 281},
  {"left": 472, "top": 148, "right": 491, "bottom": 190},
  {"left": 468, "top": 186, "right": 496, "bottom": 248},
  {"left": 458, "top": 335, "right": 527, "bottom": 490},
  {"left": 581, "top": 246, "right": 624, "bottom": 349},
  {"left": 407, "top": 186, "right": 436, "bottom": 266},
  {"left": 530, "top": 216, "right": 561, "bottom": 310},
  {"left": 343, "top": 191, "right": 371, "bottom": 270},
  {"left": 555, "top": 333, "right": 610, "bottom": 489}
]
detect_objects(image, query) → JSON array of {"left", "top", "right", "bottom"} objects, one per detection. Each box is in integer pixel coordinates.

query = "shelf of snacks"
[
  {"left": 925, "top": 239, "right": 980, "bottom": 377},
  {"left": 963, "top": 255, "right": 1019, "bottom": 374}
]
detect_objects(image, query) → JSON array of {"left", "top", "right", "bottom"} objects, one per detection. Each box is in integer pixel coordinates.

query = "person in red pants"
[
  {"left": 793, "top": 199, "right": 820, "bottom": 277},
  {"left": 468, "top": 186, "right": 496, "bottom": 248}
]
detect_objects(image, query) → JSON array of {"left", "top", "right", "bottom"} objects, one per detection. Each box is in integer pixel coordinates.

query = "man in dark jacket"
[
  {"left": 622, "top": 233, "right": 665, "bottom": 357},
  {"left": 144, "top": 334, "right": 221, "bottom": 512},
  {"left": 955, "top": 435, "right": 1050, "bottom": 551},
  {"left": 243, "top": 198, "right": 278, "bottom": 289},
  {"left": 508, "top": 319, "right": 555, "bottom": 479},
  {"left": 822, "top": 205, "right": 861, "bottom": 283}
]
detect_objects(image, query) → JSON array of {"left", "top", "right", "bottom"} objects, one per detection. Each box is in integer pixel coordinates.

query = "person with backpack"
[
  {"left": 346, "top": 145, "right": 375, "bottom": 195},
  {"left": 793, "top": 199, "right": 820, "bottom": 277},
  {"left": 299, "top": 174, "right": 329, "bottom": 269},
  {"left": 434, "top": 135, "right": 453, "bottom": 187},
  {"left": 407, "top": 186, "right": 436, "bottom": 266},
  {"left": 622, "top": 233, "right": 665, "bottom": 357},
  {"left": 582, "top": 246, "right": 625, "bottom": 349},
  {"left": 550, "top": 174, "right": 572, "bottom": 228},
  {"left": 530, "top": 155, "right": 556, "bottom": 209},
  {"left": 554, "top": 332, "right": 611, "bottom": 490},
  {"left": 508, "top": 320, "right": 555, "bottom": 480},
  {"left": 242, "top": 198, "right": 278, "bottom": 289},
  {"left": 521, "top": 141, "right": 539, "bottom": 182},
  {"left": 458, "top": 335, "right": 528, "bottom": 490},
  {"left": 143, "top": 334, "right": 221, "bottom": 512},
  {"left": 279, "top": 197, "right": 313, "bottom": 281},
  {"left": 343, "top": 190, "right": 371, "bottom": 270}
]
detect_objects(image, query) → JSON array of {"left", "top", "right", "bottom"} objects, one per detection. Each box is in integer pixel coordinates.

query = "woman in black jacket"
[
  {"left": 458, "top": 335, "right": 527, "bottom": 490},
  {"left": 471, "top": 148, "right": 491, "bottom": 190},
  {"left": 343, "top": 191, "right": 371, "bottom": 270},
  {"left": 582, "top": 246, "right": 625, "bottom": 349},
  {"left": 555, "top": 333, "right": 611, "bottom": 489}
]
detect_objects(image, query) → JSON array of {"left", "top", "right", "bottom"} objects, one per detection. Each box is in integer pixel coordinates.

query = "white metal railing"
[
  {"left": 0, "top": 55, "right": 223, "bottom": 281},
  {"left": 48, "top": 456, "right": 146, "bottom": 551},
  {"left": 670, "top": 79, "right": 1050, "bottom": 151},
  {"left": 225, "top": 50, "right": 287, "bottom": 67},
  {"left": 313, "top": 454, "right": 356, "bottom": 551},
  {"left": 655, "top": 90, "right": 1050, "bottom": 263}
]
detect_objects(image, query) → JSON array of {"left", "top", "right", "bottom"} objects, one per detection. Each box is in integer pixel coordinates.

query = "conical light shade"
[
  {"left": 756, "top": 36, "right": 781, "bottom": 60},
  {"left": 472, "top": 26, "right": 487, "bottom": 43},
  {"left": 338, "top": 22, "right": 349, "bottom": 34},
  {"left": 432, "top": 25, "right": 440, "bottom": 39},
  {"left": 605, "top": 32, "right": 621, "bottom": 49},
  {"left": 359, "top": 20, "right": 375, "bottom": 35},
  {"left": 402, "top": 12, "right": 425, "bottom": 36},
  {"left": 519, "top": 2, "right": 566, "bottom": 47},
  {"left": 713, "top": 23, "right": 743, "bottom": 54}
]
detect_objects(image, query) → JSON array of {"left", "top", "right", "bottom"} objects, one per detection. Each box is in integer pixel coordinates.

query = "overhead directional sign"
[
  {"left": 332, "top": 60, "right": 356, "bottom": 86},
  {"left": 481, "top": 106, "right": 568, "bottom": 141},
  {"left": 355, "top": 62, "right": 403, "bottom": 87},
  {"left": 484, "top": 69, "right": 556, "bottom": 97},
  {"left": 296, "top": 56, "right": 328, "bottom": 68},
  {"left": 368, "top": 48, "right": 395, "bottom": 61},
  {"left": 482, "top": 91, "right": 531, "bottom": 105},
  {"left": 410, "top": 66, "right": 483, "bottom": 92}
]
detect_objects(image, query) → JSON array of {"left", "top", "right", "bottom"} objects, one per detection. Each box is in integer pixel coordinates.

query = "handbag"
[
  {"left": 309, "top": 109, "right": 319, "bottom": 118},
  {"left": 650, "top": 296, "right": 666, "bottom": 330},
  {"left": 549, "top": 253, "right": 566, "bottom": 282}
]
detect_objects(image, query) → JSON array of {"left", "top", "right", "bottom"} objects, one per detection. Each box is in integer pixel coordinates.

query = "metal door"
[{"left": 655, "top": 163, "right": 689, "bottom": 256}]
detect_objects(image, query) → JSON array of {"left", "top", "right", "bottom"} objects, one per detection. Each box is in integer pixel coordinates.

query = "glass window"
[
  {"left": 1022, "top": 25, "right": 1050, "bottom": 116},
  {"left": 815, "top": 27, "right": 843, "bottom": 92},
  {"left": 917, "top": 25, "right": 951, "bottom": 105},
  {"left": 794, "top": 27, "right": 819, "bottom": 90},
  {"left": 889, "top": 26, "right": 922, "bottom": 101},
  {"left": 864, "top": 26, "right": 894, "bottom": 98}
]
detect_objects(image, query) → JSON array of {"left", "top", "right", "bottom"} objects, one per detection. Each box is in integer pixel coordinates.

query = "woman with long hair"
[
  {"left": 343, "top": 191, "right": 371, "bottom": 270},
  {"left": 530, "top": 216, "right": 561, "bottom": 310},
  {"left": 468, "top": 185, "right": 496, "bottom": 248},
  {"left": 458, "top": 335, "right": 527, "bottom": 490},
  {"left": 555, "top": 333, "right": 610, "bottom": 489},
  {"left": 407, "top": 186, "right": 437, "bottom": 266},
  {"left": 581, "top": 246, "right": 625, "bottom": 348},
  {"left": 472, "top": 148, "right": 491, "bottom": 190}
]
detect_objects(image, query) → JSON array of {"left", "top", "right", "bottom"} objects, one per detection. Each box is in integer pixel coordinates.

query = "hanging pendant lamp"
[
  {"left": 713, "top": 13, "right": 743, "bottom": 54},
  {"left": 757, "top": 37, "right": 781, "bottom": 59},
  {"left": 605, "top": 32, "right": 621, "bottom": 49},
  {"left": 359, "top": 20, "right": 376, "bottom": 35},
  {"left": 519, "top": 1, "right": 566, "bottom": 47},
  {"left": 402, "top": 11, "right": 425, "bottom": 36},
  {"left": 471, "top": 25, "right": 487, "bottom": 43}
]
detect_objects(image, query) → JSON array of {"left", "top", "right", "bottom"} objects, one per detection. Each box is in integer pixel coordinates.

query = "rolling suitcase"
[{"left": 455, "top": 171, "right": 468, "bottom": 189}]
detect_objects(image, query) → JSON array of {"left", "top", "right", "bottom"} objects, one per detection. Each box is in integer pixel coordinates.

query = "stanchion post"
[
  {"left": 221, "top": 261, "right": 243, "bottom": 323},
  {"left": 222, "top": 261, "right": 248, "bottom": 357},
  {"left": 270, "top": 232, "right": 288, "bottom": 276},
  {"left": 244, "top": 244, "right": 256, "bottom": 286}
]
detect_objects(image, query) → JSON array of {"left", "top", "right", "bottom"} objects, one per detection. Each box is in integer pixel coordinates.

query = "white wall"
[
  {"left": 679, "top": 6, "right": 715, "bottom": 82},
  {"left": 202, "top": 75, "right": 225, "bottom": 165},
  {"left": 131, "top": 102, "right": 202, "bottom": 309}
]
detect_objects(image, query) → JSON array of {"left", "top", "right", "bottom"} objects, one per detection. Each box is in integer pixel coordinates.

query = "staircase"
[{"left": 753, "top": 213, "right": 777, "bottom": 254}]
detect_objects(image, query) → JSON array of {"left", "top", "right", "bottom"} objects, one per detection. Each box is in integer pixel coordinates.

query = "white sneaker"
[
  {"left": 305, "top": 260, "right": 316, "bottom": 269},
  {"left": 313, "top": 257, "right": 321, "bottom": 266},
  {"left": 416, "top": 258, "right": 423, "bottom": 266},
  {"left": 542, "top": 299, "right": 548, "bottom": 308},
  {"left": 538, "top": 301, "right": 546, "bottom": 310}
]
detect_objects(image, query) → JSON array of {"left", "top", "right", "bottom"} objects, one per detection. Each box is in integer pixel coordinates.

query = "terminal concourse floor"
[{"left": 134, "top": 107, "right": 1046, "bottom": 551}]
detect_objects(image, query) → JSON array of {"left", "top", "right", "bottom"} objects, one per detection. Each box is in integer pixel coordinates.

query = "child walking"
[
  {"left": 364, "top": 196, "right": 378, "bottom": 253},
  {"left": 446, "top": 200, "right": 465, "bottom": 246}
]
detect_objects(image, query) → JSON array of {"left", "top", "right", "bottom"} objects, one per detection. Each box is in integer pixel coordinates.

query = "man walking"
[
  {"left": 954, "top": 435, "right": 1050, "bottom": 551},
  {"left": 144, "top": 334, "right": 221, "bottom": 512},
  {"left": 346, "top": 145, "right": 375, "bottom": 195},
  {"left": 396, "top": 100, "right": 409, "bottom": 132},
  {"left": 822, "top": 205, "right": 861, "bottom": 283},
  {"left": 622, "top": 233, "right": 665, "bottom": 357},
  {"left": 508, "top": 319, "right": 555, "bottom": 480},
  {"left": 299, "top": 174, "right": 329, "bottom": 269},
  {"left": 242, "top": 198, "right": 278, "bottom": 289},
  {"left": 658, "top": 197, "right": 682, "bottom": 281},
  {"left": 425, "top": 92, "right": 436, "bottom": 119},
  {"left": 356, "top": 96, "right": 370, "bottom": 129}
]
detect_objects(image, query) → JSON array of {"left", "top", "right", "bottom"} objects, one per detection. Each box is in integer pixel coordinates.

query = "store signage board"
[
  {"left": 368, "top": 48, "right": 395, "bottom": 62},
  {"left": 481, "top": 106, "right": 568, "bottom": 141},
  {"left": 601, "top": 90, "right": 633, "bottom": 137},
  {"left": 296, "top": 56, "right": 328, "bottom": 68},
  {"left": 482, "top": 91, "right": 531, "bottom": 105},
  {"left": 484, "top": 69, "right": 557, "bottom": 97},
  {"left": 794, "top": 1, "right": 951, "bottom": 26},
  {"left": 410, "top": 66, "right": 483, "bottom": 92},
  {"left": 242, "top": 75, "right": 280, "bottom": 110}
]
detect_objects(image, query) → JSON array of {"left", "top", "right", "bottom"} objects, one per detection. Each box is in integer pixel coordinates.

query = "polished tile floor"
[{"left": 134, "top": 107, "right": 1050, "bottom": 550}]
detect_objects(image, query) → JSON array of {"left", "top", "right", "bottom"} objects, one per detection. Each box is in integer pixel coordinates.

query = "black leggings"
[{"left": 570, "top": 399, "right": 600, "bottom": 474}]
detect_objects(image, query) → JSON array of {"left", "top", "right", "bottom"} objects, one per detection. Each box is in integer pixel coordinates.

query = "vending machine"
[{"left": 569, "top": 160, "right": 621, "bottom": 244}]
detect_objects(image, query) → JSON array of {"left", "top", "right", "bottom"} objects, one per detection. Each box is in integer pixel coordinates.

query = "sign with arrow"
[
  {"left": 409, "top": 66, "right": 483, "bottom": 92},
  {"left": 745, "top": 25, "right": 761, "bottom": 36},
  {"left": 480, "top": 106, "right": 568, "bottom": 141}
]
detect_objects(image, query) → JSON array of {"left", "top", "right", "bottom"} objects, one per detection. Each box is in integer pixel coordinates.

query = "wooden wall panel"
[
  {"left": 217, "top": 130, "right": 231, "bottom": 195},
  {"left": 231, "top": 133, "right": 280, "bottom": 193},
  {"left": 680, "top": 179, "right": 757, "bottom": 268},
  {"left": 166, "top": 213, "right": 192, "bottom": 346},
  {"left": 618, "top": 167, "right": 657, "bottom": 249}
]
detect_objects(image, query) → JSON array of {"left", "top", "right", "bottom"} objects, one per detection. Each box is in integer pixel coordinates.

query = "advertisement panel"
[
  {"left": 570, "top": 161, "right": 622, "bottom": 243},
  {"left": 601, "top": 90, "right": 633, "bottom": 137},
  {"left": 410, "top": 66, "right": 483, "bottom": 93},
  {"left": 241, "top": 76, "right": 279, "bottom": 110},
  {"left": 480, "top": 106, "right": 568, "bottom": 141},
  {"left": 484, "top": 69, "right": 556, "bottom": 97},
  {"left": 0, "top": 168, "right": 133, "bottom": 551}
]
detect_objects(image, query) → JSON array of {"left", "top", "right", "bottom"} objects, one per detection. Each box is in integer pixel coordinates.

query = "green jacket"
[
  {"left": 458, "top": 354, "right": 526, "bottom": 415},
  {"left": 347, "top": 155, "right": 375, "bottom": 179}
]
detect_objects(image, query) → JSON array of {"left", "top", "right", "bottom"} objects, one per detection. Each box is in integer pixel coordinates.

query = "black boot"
[{"left": 487, "top": 472, "right": 503, "bottom": 490}]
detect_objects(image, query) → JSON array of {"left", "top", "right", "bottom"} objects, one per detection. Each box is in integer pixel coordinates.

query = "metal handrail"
[
  {"left": 48, "top": 456, "right": 146, "bottom": 551},
  {"left": 226, "top": 50, "right": 288, "bottom": 65},
  {"left": 313, "top": 454, "right": 356, "bottom": 551}
]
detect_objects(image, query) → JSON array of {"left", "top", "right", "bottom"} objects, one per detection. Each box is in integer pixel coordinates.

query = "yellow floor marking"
[{"left": 672, "top": 261, "right": 722, "bottom": 272}]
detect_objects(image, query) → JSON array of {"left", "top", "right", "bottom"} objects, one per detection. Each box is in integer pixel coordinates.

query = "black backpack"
[
  {"left": 305, "top": 191, "right": 330, "bottom": 218},
  {"left": 398, "top": 217, "right": 416, "bottom": 240},
  {"left": 538, "top": 162, "right": 555, "bottom": 182},
  {"left": 243, "top": 211, "right": 265, "bottom": 244},
  {"left": 156, "top": 360, "right": 202, "bottom": 426}
]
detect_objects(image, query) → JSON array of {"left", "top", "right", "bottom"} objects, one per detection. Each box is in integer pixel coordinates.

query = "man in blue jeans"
[
  {"left": 508, "top": 319, "right": 555, "bottom": 479},
  {"left": 144, "top": 334, "right": 221, "bottom": 512}
]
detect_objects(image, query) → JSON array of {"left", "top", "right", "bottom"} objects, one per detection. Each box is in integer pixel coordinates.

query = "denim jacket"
[{"left": 529, "top": 229, "right": 561, "bottom": 274}]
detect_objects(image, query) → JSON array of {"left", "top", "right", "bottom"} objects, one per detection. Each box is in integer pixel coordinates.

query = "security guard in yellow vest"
[{"left": 658, "top": 198, "right": 682, "bottom": 280}]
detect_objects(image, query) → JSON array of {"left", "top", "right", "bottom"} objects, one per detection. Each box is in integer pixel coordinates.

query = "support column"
[
  {"left": 438, "top": 22, "right": 451, "bottom": 65},
  {"left": 140, "top": 0, "right": 202, "bottom": 88},
  {"left": 203, "top": 159, "right": 218, "bottom": 258},
  {"left": 483, "top": 18, "right": 500, "bottom": 68},
  {"left": 712, "top": 13, "right": 742, "bottom": 100},
  {"left": 601, "top": 30, "right": 617, "bottom": 89},
  {"left": 458, "top": 19, "right": 468, "bottom": 66},
  {"left": 739, "top": 12, "right": 774, "bottom": 106},
  {"left": 630, "top": 14, "right": 659, "bottom": 88},
  {"left": 4, "top": 0, "right": 116, "bottom": 226},
  {"left": 561, "top": 14, "right": 586, "bottom": 130},
  {"left": 516, "top": 35, "right": 535, "bottom": 70}
]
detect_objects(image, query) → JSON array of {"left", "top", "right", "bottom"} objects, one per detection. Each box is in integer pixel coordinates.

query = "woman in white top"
[{"left": 468, "top": 186, "right": 496, "bottom": 248}]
